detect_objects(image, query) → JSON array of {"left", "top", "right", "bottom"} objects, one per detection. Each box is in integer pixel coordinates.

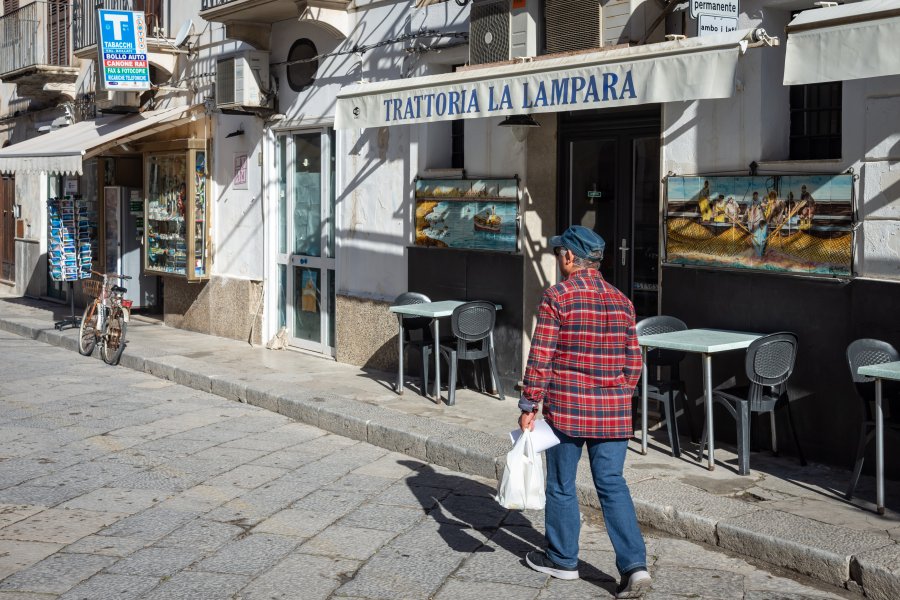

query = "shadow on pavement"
[{"left": 398, "top": 460, "right": 617, "bottom": 592}]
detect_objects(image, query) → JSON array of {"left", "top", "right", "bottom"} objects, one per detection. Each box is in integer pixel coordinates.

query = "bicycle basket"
[{"left": 82, "top": 276, "right": 103, "bottom": 298}]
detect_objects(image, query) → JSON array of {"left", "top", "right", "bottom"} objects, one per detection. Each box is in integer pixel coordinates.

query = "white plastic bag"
[{"left": 496, "top": 429, "right": 546, "bottom": 510}]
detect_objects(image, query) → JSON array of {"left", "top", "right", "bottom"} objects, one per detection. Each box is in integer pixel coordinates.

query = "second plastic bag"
[{"left": 496, "top": 429, "right": 545, "bottom": 510}]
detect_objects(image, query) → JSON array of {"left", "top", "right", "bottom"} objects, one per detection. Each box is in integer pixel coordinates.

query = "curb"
[{"left": 1, "top": 313, "right": 896, "bottom": 598}]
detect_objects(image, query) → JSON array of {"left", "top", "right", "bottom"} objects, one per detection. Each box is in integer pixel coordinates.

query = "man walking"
[{"left": 519, "top": 225, "right": 651, "bottom": 598}]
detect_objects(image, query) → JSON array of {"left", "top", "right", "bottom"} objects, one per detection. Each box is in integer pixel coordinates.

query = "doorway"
[
  {"left": 558, "top": 107, "right": 661, "bottom": 318},
  {"left": 275, "top": 129, "right": 336, "bottom": 356},
  {"left": 0, "top": 174, "right": 14, "bottom": 283}
]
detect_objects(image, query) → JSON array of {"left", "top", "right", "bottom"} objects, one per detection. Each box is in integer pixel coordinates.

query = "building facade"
[
  {"left": 2, "top": 0, "right": 899, "bottom": 473},
  {"left": 0, "top": 0, "right": 267, "bottom": 342},
  {"left": 329, "top": 0, "right": 900, "bottom": 471}
]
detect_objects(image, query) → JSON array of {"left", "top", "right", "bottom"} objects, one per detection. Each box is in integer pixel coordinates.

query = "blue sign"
[{"left": 97, "top": 10, "right": 151, "bottom": 91}]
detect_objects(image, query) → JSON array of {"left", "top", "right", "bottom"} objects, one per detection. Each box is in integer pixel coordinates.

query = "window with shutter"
[
  {"left": 47, "top": 0, "right": 69, "bottom": 66},
  {"left": 3, "top": 0, "right": 19, "bottom": 16},
  {"left": 134, "top": 0, "right": 163, "bottom": 34}
]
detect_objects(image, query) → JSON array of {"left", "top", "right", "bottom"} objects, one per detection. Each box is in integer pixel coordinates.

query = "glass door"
[{"left": 275, "top": 129, "right": 336, "bottom": 355}]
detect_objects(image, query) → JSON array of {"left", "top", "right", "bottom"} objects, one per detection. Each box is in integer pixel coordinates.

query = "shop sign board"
[
  {"left": 691, "top": 0, "right": 739, "bottom": 37},
  {"left": 64, "top": 177, "right": 79, "bottom": 194},
  {"left": 233, "top": 154, "right": 248, "bottom": 190},
  {"left": 699, "top": 15, "right": 738, "bottom": 36},
  {"left": 337, "top": 43, "right": 742, "bottom": 129},
  {"left": 665, "top": 174, "right": 854, "bottom": 276},
  {"left": 690, "top": 0, "right": 738, "bottom": 19},
  {"left": 97, "top": 10, "right": 151, "bottom": 91}
]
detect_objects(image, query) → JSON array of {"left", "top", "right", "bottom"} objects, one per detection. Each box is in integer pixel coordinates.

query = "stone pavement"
[
  {"left": 0, "top": 330, "right": 865, "bottom": 599},
  {"left": 0, "top": 296, "right": 898, "bottom": 599}
]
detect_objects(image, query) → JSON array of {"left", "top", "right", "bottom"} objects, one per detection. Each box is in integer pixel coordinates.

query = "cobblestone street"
[{"left": 0, "top": 330, "right": 861, "bottom": 599}]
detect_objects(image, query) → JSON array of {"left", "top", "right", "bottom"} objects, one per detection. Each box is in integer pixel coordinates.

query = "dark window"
[
  {"left": 287, "top": 39, "right": 318, "bottom": 92},
  {"left": 450, "top": 64, "right": 465, "bottom": 169},
  {"left": 134, "top": 0, "right": 163, "bottom": 34},
  {"left": 451, "top": 120, "right": 465, "bottom": 169},
  {"left": 789, "top": 81, "right": 842, "bottom": 160}
]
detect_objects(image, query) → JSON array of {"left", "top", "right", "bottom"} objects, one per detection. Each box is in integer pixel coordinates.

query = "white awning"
[
  {"left": 784, "top": 0, "right": 900, "bottom": 85},
  {"left": 336, "top": 29, "right": 764, "bottom": 130},
  {"left": 0, "top": 105, "right": 202, "bottom": 175}
]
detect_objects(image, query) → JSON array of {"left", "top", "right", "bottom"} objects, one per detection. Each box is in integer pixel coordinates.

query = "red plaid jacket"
[{"left": 520, "top": 268, "right": 642, "bottom": 439}]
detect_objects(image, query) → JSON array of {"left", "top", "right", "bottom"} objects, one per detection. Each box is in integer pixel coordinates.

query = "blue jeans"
[{"left": 544, "top": 426, "right": 646, "bottom": 577}]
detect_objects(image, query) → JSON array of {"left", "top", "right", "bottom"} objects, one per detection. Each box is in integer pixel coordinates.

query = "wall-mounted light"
[
  {"left": 226, "top": 127, "right": 245, "bottom": 138},
  {"left": 498, "top": 114, "right": 541, "bottom": 143},
  {"left": 120, "top": 143, "right": 133, "bottom": 152}
]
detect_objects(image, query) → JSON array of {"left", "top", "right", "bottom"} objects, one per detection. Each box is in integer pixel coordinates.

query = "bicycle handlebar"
[{"left": 89, "top": 270, "right": 132, "bottom": 280}]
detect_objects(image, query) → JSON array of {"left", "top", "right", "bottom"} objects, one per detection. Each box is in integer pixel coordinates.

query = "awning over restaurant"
[
  {"left": 0, "top": 104, "right": 202, "bottom": 176},
  {"left": 336, "top": 29, "right": 767, "bottom": 130},
  {"left": 784, "top": 0, "right": 900, "bottom": 85}
]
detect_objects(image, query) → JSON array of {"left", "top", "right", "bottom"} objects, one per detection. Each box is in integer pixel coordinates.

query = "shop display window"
[{"left": 144, "top": 149, "right": 210, "bottom": 280}]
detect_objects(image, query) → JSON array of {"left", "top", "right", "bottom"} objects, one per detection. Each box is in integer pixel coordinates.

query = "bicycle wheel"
[
  {"left": 101, "top": 308, "right": 127, "bottom": 365},
  {"left": 78, "top": 301, "right": 99, "bottom": 356}
]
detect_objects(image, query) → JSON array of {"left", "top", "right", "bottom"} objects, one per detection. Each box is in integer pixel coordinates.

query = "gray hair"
[{"left": 572, "top": 250, "right": 603, "bottom": 270}]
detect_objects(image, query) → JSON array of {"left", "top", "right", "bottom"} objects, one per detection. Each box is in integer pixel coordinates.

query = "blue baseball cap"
[{"left": 549, "top": 225, "right": 605, "bottom": 259}]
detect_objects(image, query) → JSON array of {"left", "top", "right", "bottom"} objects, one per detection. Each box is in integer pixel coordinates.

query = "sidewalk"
[{"left": 1, "top": 295, "right": 898, "bottom": 599}]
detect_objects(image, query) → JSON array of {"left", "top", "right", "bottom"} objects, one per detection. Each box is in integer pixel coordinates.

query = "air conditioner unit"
[
  {"left": 95, "top": 90, "right": 142, "bottom": 112},
  {"left": 469, "top": 0, "right": 540, "bottom": 66},
  {"left": 544, "top": 0, "right": 665, "bottom": 53},
  {"left": 545, "top": 0, "right": 601, "bottom": 54},
  {"left": 113, "top": 91, "right": 142, "bottom": 108},
  {"left": 216, "top": 51, "right": 270, "bottom": 111}
]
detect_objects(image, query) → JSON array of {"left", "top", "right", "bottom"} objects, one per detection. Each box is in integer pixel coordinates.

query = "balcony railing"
[
  {"left": 0, "top": 1, "right": 71, "bottom": 78},
  {"left": 201, "top": 0, "right": 238, "bottom": 9},
  {"left": 74, "top": 0, "right": 165, "bottom": 52}
]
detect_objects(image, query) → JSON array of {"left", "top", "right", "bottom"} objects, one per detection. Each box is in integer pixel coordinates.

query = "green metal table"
[
  {"left": 638, "top": 328, "right": 763, "bottom": 471},
  {"left": 389, "top": 300, "right": 501, "bottom": 403},
  {"left": 857, "top": 360, "right": 900, "bottom": 515}
]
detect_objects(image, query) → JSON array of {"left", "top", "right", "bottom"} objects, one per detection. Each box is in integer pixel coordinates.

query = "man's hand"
[{"left": 519, "top": 411, "right": 536, "bottom": 432}]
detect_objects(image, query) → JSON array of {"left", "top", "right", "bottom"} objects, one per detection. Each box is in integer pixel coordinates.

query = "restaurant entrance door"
[
  {"left": 275, "top": 129, "right": 336, "bottom": 356},
  {"left": 558, "top": 107, "right": 661, "bottom": 318},
  {"left": 0, "top": 174, "right": 14, "bottom": 283}
]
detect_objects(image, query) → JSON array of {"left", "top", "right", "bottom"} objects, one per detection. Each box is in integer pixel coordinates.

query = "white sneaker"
[
  {"left": 615, "top": 569, "right": 651, "bottom": 598},
  {"left": 524, "top": 550, "right": 580, "bottom": 580}
]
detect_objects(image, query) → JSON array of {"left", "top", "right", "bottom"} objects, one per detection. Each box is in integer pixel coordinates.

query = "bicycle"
[{"left": 78, "top": 271, "right": 133, "bottom": 365}]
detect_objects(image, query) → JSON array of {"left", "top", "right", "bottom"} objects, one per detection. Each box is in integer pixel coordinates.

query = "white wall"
[
  {"left": 0, "top": 83, "right": 13, "bottom": 125},
  {"left": 212, "top": 113, "right": 265, "bottom": 280},
  {"left": 271, "top": 20, "right": 355, "bottom": 125},
  {"left": 854, "top": 79, "right": 900, "bottom": 279},
  {"left": 176, "top": 13, "right": 266, "bottom": 283},
  {"left": 333, "top": 0, "right": 438, "bottom": 301},
  {"left": 332, "top": 0, "right": 517, "bottom": 302},
  {"left": 663, "top": 4, "right": 789, "bottom": 174}
]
